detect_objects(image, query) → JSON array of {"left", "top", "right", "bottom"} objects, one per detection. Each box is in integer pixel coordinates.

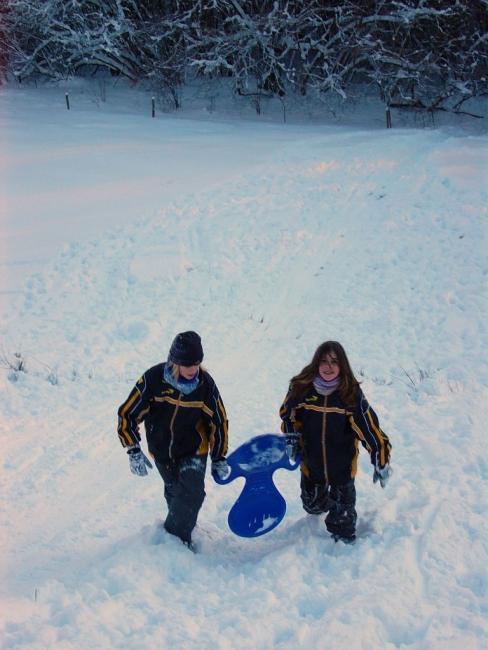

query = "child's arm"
[
  {"left": 117, "top": 372, "right": 152, "bottom": 448},
  {"left": 279, "top": 387, "right": 299, "bottom": 434},
  {"left": 349, "top": 390, "right": 391, "bottom": 468},
  {"left": 279, "top": 388, "right": 302, "bottom": 461},
  {"left": 205, "top": 379, "right": 229, "bottom": 461}
]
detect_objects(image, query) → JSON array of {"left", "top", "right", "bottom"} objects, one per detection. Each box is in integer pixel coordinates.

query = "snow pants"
[
  {"left": 155, "top": 454, "right": 207, "bottom": 544},
  {"left": 300, "top": 473, "right": 330, "bottom": 515},
  {"left": 301, "top": 474, "right": 357, "bottom": 540},
  {"left": 325, "top": 480, "right": 357, "bottom": 541}
]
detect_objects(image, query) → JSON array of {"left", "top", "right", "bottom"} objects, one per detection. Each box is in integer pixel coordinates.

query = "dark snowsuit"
[
  {"left": 118, "top": 362, "right": 228, "bottom": 543},
  {"left": 280, "top": 385, "right": 391, "bottom": 540},
  {"left": 155, "top": 455, "right": 207, "bottom": 544}
]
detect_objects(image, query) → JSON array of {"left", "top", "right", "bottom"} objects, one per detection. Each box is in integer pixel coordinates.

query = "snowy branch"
[{"left": 3, "top": 0, "right": 487, "bottom": 111}]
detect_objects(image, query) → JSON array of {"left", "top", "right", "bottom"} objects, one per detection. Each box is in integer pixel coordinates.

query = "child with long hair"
[{"left": 280, "top": 341, "right": 391, "bottom": 543}]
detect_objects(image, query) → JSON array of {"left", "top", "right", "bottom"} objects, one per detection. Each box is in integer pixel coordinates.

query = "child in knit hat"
[{"left": 117, "top": 331, "right": 229, "bottom": 551}]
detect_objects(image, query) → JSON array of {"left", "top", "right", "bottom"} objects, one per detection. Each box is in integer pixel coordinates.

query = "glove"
[
  {"left": 373, "top": 462, "right": 392, "bottom": 488},
  {"left": 211, "top": 458, "right": 231, "bottom": 480},
  {"left": 285, "top": 432, "right": 300, "bottom": 462},
  {"left": 127, "top": 445, "right": 153, "bottom": 476}
]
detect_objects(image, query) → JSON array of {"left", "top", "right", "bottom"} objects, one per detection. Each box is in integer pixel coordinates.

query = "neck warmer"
[
  {"left": 313, "top": 375, "right": 341, "bottom": 396},
  {"left": 164, "top": 363, "right": 200, "bottom": 395}
]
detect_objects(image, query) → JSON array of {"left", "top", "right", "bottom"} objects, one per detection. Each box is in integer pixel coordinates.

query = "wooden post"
[
  {"left": 65, "top": 93, "right": 70, "bottom": 110},
  {"left": 280, "top": 97, "right": 286, "bottom": 124},
  {"left": 386, "top": 105, "right": 392, "bottom": 128},
  {"left": 152, "top": 96, "right": 155, "bottom": 118}
]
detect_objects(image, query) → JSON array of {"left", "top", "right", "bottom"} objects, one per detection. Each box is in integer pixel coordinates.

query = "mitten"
[
  {"left": 211, "top": 458, "right": 231, "bottom": 481},
  {"left": 373, "top": 462, "right": 392, "bottom": 488},
  {"left": 127, "top": 445, "right": 153, "bottom": 476},
  {"left": 285, "top": 432, "right": 300, "bottom": 461}
]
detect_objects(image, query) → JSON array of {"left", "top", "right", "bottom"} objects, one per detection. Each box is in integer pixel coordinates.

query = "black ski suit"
[
  {"left": 280, "top": 385, "right": 391, "bottom": 539},
  {"left": 118, "top": 362, "right": 228, "bottom": 543}
]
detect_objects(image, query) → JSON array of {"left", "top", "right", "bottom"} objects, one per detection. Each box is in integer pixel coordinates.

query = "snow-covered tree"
[
  {"left": 353, "top": 0, "right": 488, "bottom": 112},
  {"left": 0, "top": 3, "right": 9, "bottom": 82},
  {"left": 3, "top": 0, "right": 487, "bottom": 114}
]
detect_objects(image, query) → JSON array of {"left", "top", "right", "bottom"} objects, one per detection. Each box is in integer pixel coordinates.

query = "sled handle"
[
  {"left": 212, "top": 434, "right": 301, "bottom": 485},
  {"left": 213, "top": 454, "right": 301, "bottom": 484}
]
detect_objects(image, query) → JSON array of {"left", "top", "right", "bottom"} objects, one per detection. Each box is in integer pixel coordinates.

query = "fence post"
[
  {"left": 65, "top": 93, "right": 70, "bottom": 110},
  {"left": 280, "top": 97, "right": 286, "bottom": 124},
  {"left": 152, "top": 96, "right": 155, "bottom": 118},
  {"left": 386, "top": 105, "right": 392, "bottom": 128}
]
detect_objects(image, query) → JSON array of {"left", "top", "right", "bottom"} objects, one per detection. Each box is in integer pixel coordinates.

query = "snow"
[{"left": 1, "top": 80, "right": 487, "bottom": 649}]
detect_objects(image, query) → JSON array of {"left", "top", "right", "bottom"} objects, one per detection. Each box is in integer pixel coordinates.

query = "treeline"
[{"left": 2, "top": 1, "right": 487, "bottom": 113}]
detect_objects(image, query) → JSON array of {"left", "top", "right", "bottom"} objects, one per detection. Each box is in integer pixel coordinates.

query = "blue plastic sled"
[{"left": 213, "top": 433, "right": 300, "bottom": 538}]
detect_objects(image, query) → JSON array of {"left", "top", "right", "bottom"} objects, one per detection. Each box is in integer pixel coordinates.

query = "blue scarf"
[
  {"left": 163, "top": 363, "right": 200, "bottom": 395},
  {"left": 313, "top": 375, "right": 341, "bottom": 396}
]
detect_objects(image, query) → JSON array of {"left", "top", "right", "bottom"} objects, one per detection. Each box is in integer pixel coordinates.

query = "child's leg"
[
  {"left": 325, "top": 479, "right": 357, "bottom": 542},
  {"left": 300, "top": 472, "right": 330, "bottom": 515},
  {"left": 158, "top": 455, "right": 207, "bottom": 544},
  {"left": 155, "top": 460, "right": 178, "bottom": 511}
]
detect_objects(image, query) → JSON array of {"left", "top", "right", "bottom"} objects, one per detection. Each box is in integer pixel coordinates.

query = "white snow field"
[{"left": 1, "top": 82, "right": 487, "bottom": 649}]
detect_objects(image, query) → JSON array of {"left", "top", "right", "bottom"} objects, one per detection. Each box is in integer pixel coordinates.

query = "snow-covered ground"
[{"left": 1, "top": 80, "right": 487, "bottom": 649}]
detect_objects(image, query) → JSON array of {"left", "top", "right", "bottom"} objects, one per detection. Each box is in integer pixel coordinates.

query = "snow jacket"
[
  {"left": 280, "top": 385, "right": 391, "bottom": 486},
  {"left": 118, "top": 363, "right": 228, "bottom": 463}
]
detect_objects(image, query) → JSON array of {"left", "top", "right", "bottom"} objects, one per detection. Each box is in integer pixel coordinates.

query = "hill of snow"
[{"left": 1, "top": 81, "right": 487, "bottom": 649}]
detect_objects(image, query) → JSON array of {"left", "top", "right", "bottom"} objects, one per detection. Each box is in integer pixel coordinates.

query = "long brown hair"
[{"left": 289, "top": 341, "right": 360, "bottom": 406}]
